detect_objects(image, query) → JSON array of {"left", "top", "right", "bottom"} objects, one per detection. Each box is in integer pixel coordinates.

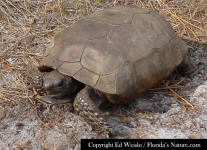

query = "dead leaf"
[
  {"left": 45, "top": 3, "right": 58, "bottom": 11},
  {"left": 29, "top": 16, "right": 36, "bottom": 24},
  {"left": 45, "top": 3, "right": 54, "bottom": 10},
  {"left": 1, "top": 61, "right": 12, "bottom": 71},
  {"left": 18, "top": 142, "right": 24, "bottom": 150}
]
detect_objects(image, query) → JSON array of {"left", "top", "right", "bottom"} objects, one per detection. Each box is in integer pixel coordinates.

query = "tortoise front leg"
[{"left": 73, "top": 86, "right": 113, "bottom": 138}]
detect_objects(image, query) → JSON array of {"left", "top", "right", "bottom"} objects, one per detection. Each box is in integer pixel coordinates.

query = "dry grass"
[
  {"left": 145, "top": 0, "right": 207, "bottom": 44},
  {"left": 0, "top": 0, "right": 206, "bottom": 107}
]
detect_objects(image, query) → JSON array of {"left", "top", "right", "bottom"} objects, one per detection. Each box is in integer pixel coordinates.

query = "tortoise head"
[{"left": 42, "top": 70, "right": 84, "bottom": 100}]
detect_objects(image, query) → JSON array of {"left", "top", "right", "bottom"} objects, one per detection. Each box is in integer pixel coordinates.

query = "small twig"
[
  {"left": 149, "top": 83, "right": 200, "bottom": 91},
  {"left": 167, "top": 87, "right": 194, "bottom": 108},
  {"left": 160, "top": 0, "right": 207, "bottom": 33},
  {"left": 34, "top": 129, "right": 46, "bottom": 143},
  {"left": 20, "top": 104, "right": 41, "bottom": 121},
  {"left": 54, "top": 17, "right": 69, "bottom": 28}
]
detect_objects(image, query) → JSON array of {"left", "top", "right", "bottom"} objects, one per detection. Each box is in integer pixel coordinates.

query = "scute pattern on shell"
[{"left": 41, "top": 6, "right": 187, "bottom": 98}]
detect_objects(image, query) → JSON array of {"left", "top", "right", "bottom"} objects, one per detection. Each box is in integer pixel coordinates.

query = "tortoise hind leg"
[
  {"left": 73, "top": 86, "right": 113, "bottom": 138},
  {"left": 178, "top": 56, "right": 197, "bottom": 75}
]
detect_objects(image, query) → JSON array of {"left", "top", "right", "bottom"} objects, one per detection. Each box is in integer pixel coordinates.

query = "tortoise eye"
[{"left": 57, "top": 80, "right": 64, "bottom": 87}]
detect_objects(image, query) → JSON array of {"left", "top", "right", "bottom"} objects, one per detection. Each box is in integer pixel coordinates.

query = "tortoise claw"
[{"left": 38, "top": 95, "right": 73, "bottom": 104}]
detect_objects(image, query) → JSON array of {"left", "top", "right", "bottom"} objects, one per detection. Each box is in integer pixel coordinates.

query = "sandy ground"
[
  {"left": 0, "top": 40, "right": 206, "bottom": 150},
  {"left": 0, "top": 0, "right": 207, "bottom": 150}
]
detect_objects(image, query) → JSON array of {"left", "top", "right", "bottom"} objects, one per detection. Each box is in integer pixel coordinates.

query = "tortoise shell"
[{"left": 41, "top": 6, "right": 187, "bottom": 99}]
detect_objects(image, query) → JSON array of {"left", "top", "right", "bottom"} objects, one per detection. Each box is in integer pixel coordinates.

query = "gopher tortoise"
[{"left": 38, "top": 6, "right": 195, "bottom": 138}]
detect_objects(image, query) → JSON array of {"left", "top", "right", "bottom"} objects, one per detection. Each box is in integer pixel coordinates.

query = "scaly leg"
[{"left": 73, "top": 86, "right": 113, "bottom": 138}]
